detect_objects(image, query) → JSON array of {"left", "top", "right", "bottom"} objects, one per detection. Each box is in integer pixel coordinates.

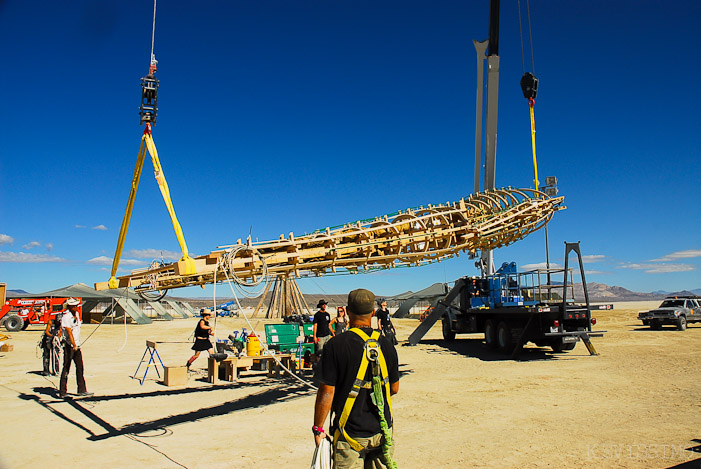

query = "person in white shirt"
[{"left": 59, "top": 298, "right": 92, "bottom": 398}]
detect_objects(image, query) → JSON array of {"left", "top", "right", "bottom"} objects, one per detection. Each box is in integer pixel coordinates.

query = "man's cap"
[
  {"left": 316, "top": 299, "right": 328, "bottom": 308},
  {"left": 66, "top": 298, "right": 81, "bottom": 307},
  {"left": 347, "top": 289, "right": 375, "bottom": 316}
]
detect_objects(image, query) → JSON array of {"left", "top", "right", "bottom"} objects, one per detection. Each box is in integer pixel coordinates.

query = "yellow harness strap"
[
  {"left": 108, "top": 126, "right": 195, "bottom": 289},
  {"left": 529, "top": 97, "right": 540, "bottom": 192},
  {"left": 333, "top": 328, "right": 392, "bottom": 452}
]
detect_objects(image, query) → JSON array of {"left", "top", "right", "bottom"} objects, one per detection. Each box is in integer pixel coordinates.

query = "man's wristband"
[{"left": 312, "top": 425, "right": 325, "bottom": 436}]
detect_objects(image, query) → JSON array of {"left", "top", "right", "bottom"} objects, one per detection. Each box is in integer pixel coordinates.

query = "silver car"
[{"left": 638, "top": 296, "right": 700, "bottom": 330}]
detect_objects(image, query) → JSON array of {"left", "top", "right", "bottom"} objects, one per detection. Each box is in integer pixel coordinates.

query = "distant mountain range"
[
  {"left": 573, "top": 283, "right": 700, "bottom": 302},
  {"left": 6, "top": 285, "right": 700, "bottom": 306},
  {"left": 176, "top": 283, "right": 700, "bottom": 307}
]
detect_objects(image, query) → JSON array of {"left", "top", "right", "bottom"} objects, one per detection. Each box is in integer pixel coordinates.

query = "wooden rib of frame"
[{"left": 95, "top": 188, "right": 565, "bottom": 292}]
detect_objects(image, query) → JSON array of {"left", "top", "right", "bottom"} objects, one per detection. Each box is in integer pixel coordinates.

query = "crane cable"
[
  {"left": 150, "top": 0, "right": 157, "bottom": 65},
  {"left": 517, "top": 0, "right": 535, "bottom": 76},
  {"left": 518, "top": 0, "right": 539, "bottom": 192}
]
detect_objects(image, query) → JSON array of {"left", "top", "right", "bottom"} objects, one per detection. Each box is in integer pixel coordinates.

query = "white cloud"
[
  {"left": 581, "top": 255, "right": 606, "bottom": 263},
  {"left": 644, "top": 264, "right": 695, "bottom": 274},
  {"left": 92, "top": 224, "right": 108, "bottom": 231},
  {"left": 46, "top": 243, "right": 54, "bottom": 252},
  {"left": 0, "top": 252, "right": 64, "bottom": 263},
  {"left": 125, "top": 249, "right": 182, "bottom": 260},
  {"left": 651, "top": 250, "right": 701, "bottom": 262},
  {"left": 0, "top": 234, "right": 14, "bottom": 245},
  {"left": 22, "top": 241, "right": 42, "bottom": 250},
  {"left": 520, "top": 262, "right": 563, "bottom": 271},
  {"left": 87, "top": 256, "right": 112, "bottom": 265},
  {"left": 618, "top": 262, "right": 696, "bottom": 274},
  {"left": 75, "top": 225, "right": 86, "bottom": 229},
  {"left": 122, "top": 259, "right": 149, "bottom": 266},
  {"left": 87, "top": 256, "right": 146, "bottom": 266}
]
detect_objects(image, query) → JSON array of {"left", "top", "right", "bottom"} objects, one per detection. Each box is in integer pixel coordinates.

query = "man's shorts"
[
  {"left": 317, "top": 335, "right": 331, "bottom": 354},
  {"left": 334, "top": 429, "right": 394, "bottom": 469}
]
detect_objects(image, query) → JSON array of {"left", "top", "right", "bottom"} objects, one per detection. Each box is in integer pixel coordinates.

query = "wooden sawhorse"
[{"left": 133, "top": 340, "right": 165, "bottom": 385}]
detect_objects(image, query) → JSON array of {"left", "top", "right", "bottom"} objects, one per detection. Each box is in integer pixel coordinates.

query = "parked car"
[{"left": 638, "top": 296, "right": 701, "bottom": 330}]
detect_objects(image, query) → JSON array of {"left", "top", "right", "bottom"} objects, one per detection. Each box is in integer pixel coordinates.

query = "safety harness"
[{"left": 333, "top": 328, "right": 397, "bottom": 468}]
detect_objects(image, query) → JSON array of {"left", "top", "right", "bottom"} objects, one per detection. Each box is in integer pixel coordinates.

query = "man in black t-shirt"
[
  {"left": 375, "top": 298, "right": 398, "bottom": 346},
  {"left": 313, "top": 299, "right": 334, "bottom": 355},
  {"left": 313, "top": 289, "right": 399, "bottom": 468}
]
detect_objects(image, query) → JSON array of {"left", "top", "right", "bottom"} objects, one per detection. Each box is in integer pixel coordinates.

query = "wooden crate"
[{"left": 164, "top": 366, "right": 187, "bottom": 386}]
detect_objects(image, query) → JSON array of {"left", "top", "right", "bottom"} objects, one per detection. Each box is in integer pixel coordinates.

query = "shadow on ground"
[
  {"left": 19, "top": 378, "right": 314, "bottom": 441},
  {"left": 630, "top": 324, "right": 700, "bottom": 332},
  {"left": 671, "top": 437, "right": 701, "bottom": 468},
  {"left": 407, "top": 338, "right": 584, "bottom": 362}
]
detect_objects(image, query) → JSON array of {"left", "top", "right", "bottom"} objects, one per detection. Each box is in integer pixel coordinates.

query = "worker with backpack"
[
  {"left": 313, "top": 288, "right": 400, "bottom": 468},
  {"left": 41, "top": 307, "right": 63, "bottom": 376}
]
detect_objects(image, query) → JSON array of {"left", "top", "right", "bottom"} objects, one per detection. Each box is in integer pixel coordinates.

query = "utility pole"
[
  {"left": 474, "top": 0, "right": 500, "bottom": 277},
  {"left": 543, "top": 176, "right": 558, "bottom": 291},
  {"left": 473, "top": 39, "right": 487, "bottom": 195}
]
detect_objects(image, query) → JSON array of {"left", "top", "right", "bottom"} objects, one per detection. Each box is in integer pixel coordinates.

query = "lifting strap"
[
  {"left": 108, "top": 124, "right": 195, "bottom": 289},
  {"left": 528, "top": 97, "right": 540, "bottom": 192},
  {"left": 333, "top": 328, "right": 396, "bottom": 467},
  {"left": 520, "top": 72, "right": 539, "bottom": 193}
]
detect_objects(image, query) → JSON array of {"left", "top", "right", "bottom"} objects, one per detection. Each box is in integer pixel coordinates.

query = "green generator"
[{"left": 264, "top": 323, "right": 316, "bottom": 356}]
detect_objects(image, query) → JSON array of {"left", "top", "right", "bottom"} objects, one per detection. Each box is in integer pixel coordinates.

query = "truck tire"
[
  {"left": 484, "top": 320, "right": 497, "bottom": 348},
  {"left": 442, "top": 316, "right": 456, "bottom": 341},
  {"left": 497, "top": 321, "right": 515, "bottom": 353},
  {"left": 650, "top": 319, "right": 662, "bottom": 330},
  {"left": 677, "top": 316, "right": 687, "bottom": 331},
  {"left": 4, "top": 314, "right": 24, "bottom": 332}
]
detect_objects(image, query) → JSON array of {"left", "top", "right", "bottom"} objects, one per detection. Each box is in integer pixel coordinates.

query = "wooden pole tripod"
[{"left": 252, "top": 275, "right": 312, "bottom": 319}]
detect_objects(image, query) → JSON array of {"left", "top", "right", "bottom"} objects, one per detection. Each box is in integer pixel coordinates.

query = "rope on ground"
[
  {"left": 125, "top": 434, "right": 189, "bottom": 469},
  {"left": 42, "top": 373, "right": 58, "bottom": 391}
]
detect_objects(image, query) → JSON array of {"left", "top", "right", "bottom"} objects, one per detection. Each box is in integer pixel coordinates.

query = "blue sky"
[{"left": 1, "top": 0, "right": 699, "bottom": 297}]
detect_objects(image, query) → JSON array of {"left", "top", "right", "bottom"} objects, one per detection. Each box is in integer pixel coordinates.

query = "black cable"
[
  {"left": 517, "top": 0, "right": 536, "bottom": 75},
  {"left": 527, "top": 0, "right": 535, "bottom": 74},
  {"left": 518, "top": 0, "right": 526, "bottom": 75},
  {"left": 79, "top": 308, "right": 112, "bottom": 346}
]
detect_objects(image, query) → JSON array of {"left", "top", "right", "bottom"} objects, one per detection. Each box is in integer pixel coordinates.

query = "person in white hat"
[{"left": 59, "top": 298, "right": 92, "bottom": 398}]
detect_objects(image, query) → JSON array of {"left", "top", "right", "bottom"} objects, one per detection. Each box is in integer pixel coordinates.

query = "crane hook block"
[
  {"left": 139, "top": 74, "right": 159, "bottom": 125},
  {"left": 520, "top": 72, "right": 538, "bottom": 100}
]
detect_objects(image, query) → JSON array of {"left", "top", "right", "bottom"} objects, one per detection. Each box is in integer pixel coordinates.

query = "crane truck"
[{"left": 408, "top": 242, "right": 609, "bottom": 357}]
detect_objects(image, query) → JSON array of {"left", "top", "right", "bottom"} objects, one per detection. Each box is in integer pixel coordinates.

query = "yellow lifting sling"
[
  {"left": 528, "top": 97, "right": 540, "bottom": 192},
  {"left": 333, "top": 328, "right": 396, "bottom": 467},
  {"left": 107, "top": 124, "right": 195, "bottom": 289}
]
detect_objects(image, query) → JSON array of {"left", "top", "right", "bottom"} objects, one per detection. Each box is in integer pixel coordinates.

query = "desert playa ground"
[{"left": 1, "top": 301, "right": 699, "bottom": 468}]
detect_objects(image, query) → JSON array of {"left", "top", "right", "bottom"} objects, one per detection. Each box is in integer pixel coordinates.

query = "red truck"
[{"left": 0, "top": 297, "right": 82, "bottom": 332}]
